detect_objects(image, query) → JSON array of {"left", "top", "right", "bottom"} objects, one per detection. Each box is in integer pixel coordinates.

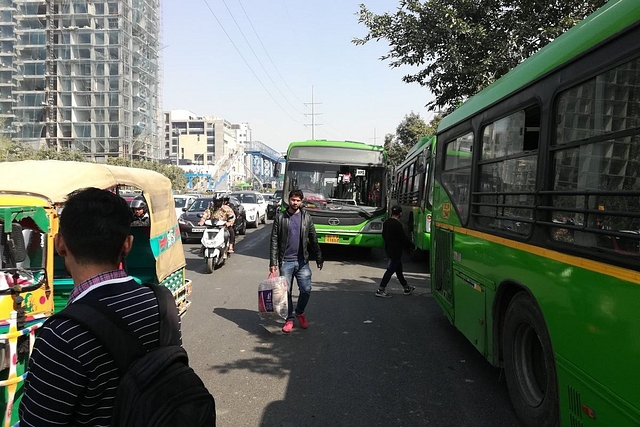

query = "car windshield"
[
  {"left": 188, "top": 198, "right": 212, "bottom": 212},
  {"left": 234, "top": 193, "right": 257, "bottom": 204},
  {"left": 174, "top": 198, "right": 188, "bottom": 208}
]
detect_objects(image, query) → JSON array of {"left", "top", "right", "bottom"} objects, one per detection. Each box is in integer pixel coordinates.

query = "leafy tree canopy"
[
  {"left": 385, "top": 112, "right": 441, "bottom": 169},
  {"left": 354, "top": 0, "right": 607, "bottom": 111}
]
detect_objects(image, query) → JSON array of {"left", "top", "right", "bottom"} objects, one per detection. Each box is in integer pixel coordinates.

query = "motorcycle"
[{"left": 201, "top": 219, "right": 230, "bottom": 273}]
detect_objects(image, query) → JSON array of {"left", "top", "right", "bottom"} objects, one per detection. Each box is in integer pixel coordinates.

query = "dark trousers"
[
  {"left": 228, "top": 225, "right": 235, "bottom": 245},
  {"left": 379, "top": 258, "right": 408, "bottom": 289}
]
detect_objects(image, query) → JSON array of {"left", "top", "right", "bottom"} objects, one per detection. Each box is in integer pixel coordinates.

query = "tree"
[
  {"left": 354, "top": 0, "right": 607, "bottom": 111},
  {"left": 385, "top": 112, "right": 430, "bottom": 169}
]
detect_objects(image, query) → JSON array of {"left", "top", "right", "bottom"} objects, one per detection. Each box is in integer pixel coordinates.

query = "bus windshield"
[{"left": 285, "top": 162, "right": 385, "bottom": 211}]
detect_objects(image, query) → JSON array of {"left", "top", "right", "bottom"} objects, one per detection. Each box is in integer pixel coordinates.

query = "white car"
[
  {"left": 229, "top": 191, "right": 267, "bottom": 228},
  {"left": 173, "top": 194, "right": 197, "bottom": 221}
]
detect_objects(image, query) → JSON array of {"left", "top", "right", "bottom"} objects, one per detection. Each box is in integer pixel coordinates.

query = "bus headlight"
[{"left": 361, "top": 218, "right": 383, "bottom": 233}]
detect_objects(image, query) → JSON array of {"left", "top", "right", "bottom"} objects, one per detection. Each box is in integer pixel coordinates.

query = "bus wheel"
[{"left": 503, "top": 293, "right": 559, "bottom": 427}]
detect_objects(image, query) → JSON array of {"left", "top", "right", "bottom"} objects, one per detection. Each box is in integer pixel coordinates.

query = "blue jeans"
[
  {"left": 279, "top": 259, "right": 312, "bottom": 320},
  {"left": 379, "top": 258, "right": 408, "bottom": 289}
]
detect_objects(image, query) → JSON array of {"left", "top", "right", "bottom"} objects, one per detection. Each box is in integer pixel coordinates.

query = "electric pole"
[
  {"left": 370, "top": 128, "right": 379, "bottom": 145},
  {"left": 304, "top": 85, "right": 322, "bottom": 140}
]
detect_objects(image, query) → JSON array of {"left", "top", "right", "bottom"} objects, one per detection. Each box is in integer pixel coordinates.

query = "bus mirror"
[{"left": 273, "top": 163, "right": 281, "bottom": 177}]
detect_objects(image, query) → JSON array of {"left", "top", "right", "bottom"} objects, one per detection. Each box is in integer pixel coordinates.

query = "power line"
[
  {"left": 201, "top": 0, "right": 302, "bottom": 124},
  {"left": 237, "top": 0, "right": 306, "bottom": 106},
  {"left": 220, "top": 0, "right": 304, "bottom": 115}
]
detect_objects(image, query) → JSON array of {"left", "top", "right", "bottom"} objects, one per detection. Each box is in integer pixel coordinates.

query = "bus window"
[
  {"left": 476, "top": 107, "right": 540, "bottom": 235},
  {"left": 441, "top": 132, "right": 473, "bottom": 224}
]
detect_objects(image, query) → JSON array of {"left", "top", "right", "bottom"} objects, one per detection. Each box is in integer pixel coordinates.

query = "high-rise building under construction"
[{"left": 0, "top": 0, "right": 160, "bottom": 161}]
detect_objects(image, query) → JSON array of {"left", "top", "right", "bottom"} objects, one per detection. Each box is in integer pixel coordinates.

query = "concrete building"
[
  {"left": 0, "top": 0, "right": 160, "bottom": 161},
  {"left": 164, "top": 109, "right": 246, "bottom": 191}
]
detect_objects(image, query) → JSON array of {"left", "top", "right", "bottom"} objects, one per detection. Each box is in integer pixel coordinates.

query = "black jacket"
[
  {"left": 270, "top": 208, "right": 322, "bottom": 267},
  {"left": 382, "top": 217, "right": 414, "bottom": 259}
]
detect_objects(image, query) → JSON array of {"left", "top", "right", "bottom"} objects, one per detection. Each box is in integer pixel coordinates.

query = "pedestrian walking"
[
  {"left": 375, "top": 205, "right": 416, "bottom": 298},
  {"left": 19, "top": 188, "right": 183, "bottom": 426},
  {"left": 269, "top": 189, "right": 323, "bottom": 333}
]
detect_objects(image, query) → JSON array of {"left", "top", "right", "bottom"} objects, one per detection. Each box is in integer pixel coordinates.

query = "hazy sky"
[{"left": 162, "top": 0, "right": 435, "bottom": 153}]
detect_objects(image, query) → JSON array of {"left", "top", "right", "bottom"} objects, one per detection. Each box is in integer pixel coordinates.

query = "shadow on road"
[{"left": 208, "top": 274, "right": 520, "bottom": 427}]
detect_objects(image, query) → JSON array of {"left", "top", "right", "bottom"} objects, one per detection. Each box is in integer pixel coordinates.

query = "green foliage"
[
  {"left": 354, "top": 0, "right": 607, "bottom": 111},
  {"left": 385, "top": 112, "right": 427, "bottom": 169},
  {"left": 385, "top": 112, "right": 442, "bottom": 170}
]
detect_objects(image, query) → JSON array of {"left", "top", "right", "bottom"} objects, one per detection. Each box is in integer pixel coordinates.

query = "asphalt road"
[{"left": 180, "top": 220, "right": 523, "bottom": 427}]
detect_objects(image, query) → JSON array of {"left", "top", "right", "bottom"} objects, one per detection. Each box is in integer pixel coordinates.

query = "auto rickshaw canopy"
[{"left": 0, "top": 160, "right": 185, "bottom": 282}]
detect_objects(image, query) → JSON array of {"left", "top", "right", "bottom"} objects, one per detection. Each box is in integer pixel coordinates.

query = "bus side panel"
[{"left": 454, "top": 232, "right": 640, "bottom": 426}]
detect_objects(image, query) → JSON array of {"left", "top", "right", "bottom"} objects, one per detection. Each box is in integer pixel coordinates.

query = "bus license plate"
[{"left": 325, "top": 235, "right": 339, "bottom": 244}]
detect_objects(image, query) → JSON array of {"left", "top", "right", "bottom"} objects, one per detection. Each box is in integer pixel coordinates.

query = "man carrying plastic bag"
[{"left": 268, "top": 189, "right": 323, "bottom": 333}]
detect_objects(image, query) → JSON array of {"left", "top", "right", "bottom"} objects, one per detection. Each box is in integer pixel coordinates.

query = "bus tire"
[{"left": 503, "top": 292, "right": 559, "bottom": 427}]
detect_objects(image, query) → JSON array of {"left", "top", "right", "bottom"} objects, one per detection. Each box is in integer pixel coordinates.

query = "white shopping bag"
[{"left": 258, "top": 272, "right": 288, "bottom": 319}]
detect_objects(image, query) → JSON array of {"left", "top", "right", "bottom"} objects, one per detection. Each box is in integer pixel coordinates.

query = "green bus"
[
  {"left": 430, "top": 1, "right": 640, "bottom": 426},
  {"left": 389, "top": 136, "right": 436, "bottom": 259},
  {"left": 282, "top": 140, "right": 387, "bottom": 248}
]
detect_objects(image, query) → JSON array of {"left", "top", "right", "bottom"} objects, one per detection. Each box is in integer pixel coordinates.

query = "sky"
[{"left": 161, "top": 0, "right": 435, "bottom": 154}]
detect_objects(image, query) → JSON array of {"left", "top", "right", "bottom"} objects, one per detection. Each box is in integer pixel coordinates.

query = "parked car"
[
  {"left": 173, "top": 194, "right": 198, "bottom": 220},
  {"left": 229, "top": 191, "right": 267, "bottom": 228},
  {"left": 178, "top": 197, "right": 247, "bottom": 243}
]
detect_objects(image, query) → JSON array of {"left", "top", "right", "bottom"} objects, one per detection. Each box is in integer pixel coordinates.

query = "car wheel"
[{"left": 253, "top": 218, "right": 260, "bottom": 228}]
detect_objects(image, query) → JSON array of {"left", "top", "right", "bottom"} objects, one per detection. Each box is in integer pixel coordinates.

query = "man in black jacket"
[
  {"left": 270, "top": 189, "right": 323, "bottom": 332},
  {"left": 375, "top": 205, "right": 416, "bottom": 298}
]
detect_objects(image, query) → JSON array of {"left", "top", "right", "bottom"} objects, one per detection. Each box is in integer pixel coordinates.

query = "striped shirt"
[{"left": 19, "top": 275, "right": 181, "bottom": 426}]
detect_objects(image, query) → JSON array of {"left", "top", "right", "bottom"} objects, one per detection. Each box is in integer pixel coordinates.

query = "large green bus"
[
  {"left": 282, "top": 140, "right": 387, "bottom": 248},
  {"left": 389, "top": 136, "right": 436, "bottom": 259},
  {"left": 430, "top": 1, "right": 640, "bottom": 426}
]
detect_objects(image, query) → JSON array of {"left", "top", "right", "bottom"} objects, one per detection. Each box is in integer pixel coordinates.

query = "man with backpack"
[{"left": 19, "top": 187, "right": 215, "bottom": 426}]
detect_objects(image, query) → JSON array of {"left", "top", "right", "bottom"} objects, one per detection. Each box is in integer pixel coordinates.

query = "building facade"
[{"left": 0, "top": 0, "right": 160, "bottom": 161}]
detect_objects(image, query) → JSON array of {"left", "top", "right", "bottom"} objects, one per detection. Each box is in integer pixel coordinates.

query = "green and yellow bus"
[
  {"left": 389, "top": 136, "right": 436, "bottom": 259},
  {"left": 430, "top": 1, "right": 640, "bottom": 426},
  {"left": 282, "top": 140, "right": 386, "bottom": 248}
]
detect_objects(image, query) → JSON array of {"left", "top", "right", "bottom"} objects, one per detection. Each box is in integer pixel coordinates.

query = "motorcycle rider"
[
  {"left": 130, "top": 196, "right": 150, "bottom": 226},
  {"left": 221, "top": 196, "right": 237, "bottom": 253},
  {"left": 199, "top": 198, "right": 235, "bottom": 253}
]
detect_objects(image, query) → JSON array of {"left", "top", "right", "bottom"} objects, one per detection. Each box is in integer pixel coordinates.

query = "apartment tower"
[{"left": 0, "top": 0, "right": 160, "bottom": 161}]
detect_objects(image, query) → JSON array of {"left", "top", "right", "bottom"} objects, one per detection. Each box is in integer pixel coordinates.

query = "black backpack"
[{"left": 55, "top": 283, "right": 216, "bottom": 427}]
